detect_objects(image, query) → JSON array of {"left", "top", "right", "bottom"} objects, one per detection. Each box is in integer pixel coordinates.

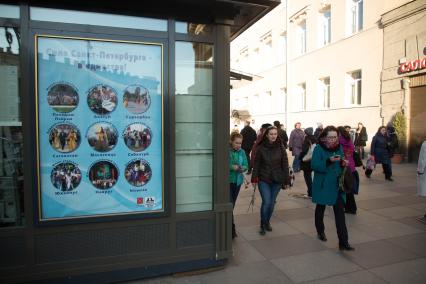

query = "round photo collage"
[{"left": 47, "top": 83, "right": 154, "bottom": 191}]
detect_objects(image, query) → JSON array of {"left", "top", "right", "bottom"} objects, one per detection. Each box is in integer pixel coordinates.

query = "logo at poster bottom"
[{"left": 88, "top": 160, "right": 119, "bottom": 190}]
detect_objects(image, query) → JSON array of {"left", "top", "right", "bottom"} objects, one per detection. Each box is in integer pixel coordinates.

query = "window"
[
  {"left": 260, "top": 31, "right": 273, "bottom": 71},
  {"left": 0, "top": 26, "right": 25, "bottom": 227},
  {"left": 175, "top": 22, "right": 213, "bottom": 36},
  {"left": 30, "top": 7, "right": 167, "bottom": 31},
  {"left": 319, "top": 8, "right": 331, "bottom": 46},
  {"left": 277, "top": 31, "right": 286, "bottom": 64},
  {"left": 349, "top": 0, "right": 363, "bottom": 34},
  {"left": 175, "top": 42, "right": 213, "bottom": 213},
  {"left": 296, "top": 20, "right": 306, "bottom": 55},
  {"left": 318, "top": 77, "right": 330, "bottom": 109},
  {"left": 347, "top": 70, "right": 361, "bottom": 105},
  {"left": 295, "top": 83, "right": 306, "bottom": 111}
]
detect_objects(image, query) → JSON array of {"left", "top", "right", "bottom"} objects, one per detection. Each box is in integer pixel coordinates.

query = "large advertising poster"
[{"left": 35, "top": 35, "right": 163, "bottom": 221}]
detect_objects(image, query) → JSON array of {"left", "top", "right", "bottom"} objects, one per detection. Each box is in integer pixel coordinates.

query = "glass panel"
[
  {"left": 30, "top": 7, "right": 167, "bottom": 31},
  {"left": 175, "top": 123, "right": 212, "bottom": 151},
  {"left": 175, "top": 95, "right": 212, "bottom": 123},
  {"left": 176, "top": 21, "right": 213, "bottom": 36},
  {"left": 0, "top": 4, "right": 20, "bottom": 19},
  {"left": 176, "top": 176, "right": 212, "bottom": 212},
  {"left": 0, "top": 27, "right": 24, "bottom": 227},
  {"left": 175, "top": 42, "right": 213, "bottom": 213},
  {"left": 176, "top": 154, "right": 212, "bottom": 178},
  {"left": 175, "top": 42, "right": 213, "bottom": 95}
]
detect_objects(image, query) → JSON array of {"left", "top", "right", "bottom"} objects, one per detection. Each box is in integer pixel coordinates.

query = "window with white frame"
[
  {"left": 273, "top": 87, "right": 286, "bottom": 114},
  {"left": 319, "top": 7, "right": 331, "bottom": 46},
  {"left": 260, "top": 31, "right": 273, "bottom": 71},
  {"left": 296, "top": 20, "right": 306, "bottom": 55},
  {"left": 277, "top": 31, "right": 286, "bottom": 64},
  {"left": 318, "top": 77, "right": 330, "bottom": 109},
  {"left": 239, "top": 46, "right": 249, "bottom": 72},
  {"left": 347, "top": 70, "right": 361, "bottom": 105},
  {"left": 349, "top": 0, "right": 363, "bottom": 34},
  {"left": 295, "top": 83, "right": 306, "bottom": 111}
]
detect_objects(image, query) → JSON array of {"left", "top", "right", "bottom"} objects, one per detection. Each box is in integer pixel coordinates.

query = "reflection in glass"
[
  {"left": 0, "top": 27, "right": 24, "bottom": 227},
  {"left": 175, "top": 42, "right": 213, "bottom": 213},
  {"left": 175, "top": 42, "right": 213, "bottom": 95},
  {"left": 175, "top": 21, "right": 213, "bottom": 36},
  {"left": 30, "top": 7, "right": 167, "bottom": 31}
]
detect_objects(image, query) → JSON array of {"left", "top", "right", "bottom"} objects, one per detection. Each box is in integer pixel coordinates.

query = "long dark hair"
[
  {"left": 259, "top": 126, "right": 283, "bottom": 147},
  {"left": 337, "top": 126, "right": 350, "bottom": 140},
  {"left": 376, "top": 126, "right": 386, "bottom": 135}
]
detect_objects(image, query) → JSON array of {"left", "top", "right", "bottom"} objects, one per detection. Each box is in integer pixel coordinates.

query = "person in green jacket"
[
  {"left": 311, "top": 125, "right": 354, "bottom": 251},
  {"left": 229, "top": 132, "right": 248, "bottom": 239}
]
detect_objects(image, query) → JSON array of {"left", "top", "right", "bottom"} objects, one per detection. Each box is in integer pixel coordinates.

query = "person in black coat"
[
  {"left": 371, "top": 126, "right": 393, "bottom": 181},
  {"left": 251, "top": 126, "right": 289, "bottom": 235},
  {"left": 240, "top": 120, "right": 257, "bottom": 166},
  {"left": 274, "top": 120, "right": 288, "bottom": 148},
  {"left": 354, "top": 122, "right": 368, "bottom": 159},
  {"left": 299, "top": 127, "right": 316, "bottom": 197}
]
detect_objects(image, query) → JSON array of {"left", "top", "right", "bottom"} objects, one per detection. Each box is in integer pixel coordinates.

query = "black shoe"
[
  {"left": 386, "top": 177, "right": 394, "bottom": 181},
  {"left": 259, "top": 226, "right": 266, "bottom": 235},
  {"left": 339, "top": 243, "right": 355, "bottom": 251},
  {"left": 317, "top": 233, "right": 327, "bottom": 242},
  {"left": 265, "top": 222, "right": 272, "bottom": 231}
]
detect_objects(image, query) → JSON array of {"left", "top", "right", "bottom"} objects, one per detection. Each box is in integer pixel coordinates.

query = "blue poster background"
[{"left": 37, "top": 36, "right": 163, "bottom": 220}]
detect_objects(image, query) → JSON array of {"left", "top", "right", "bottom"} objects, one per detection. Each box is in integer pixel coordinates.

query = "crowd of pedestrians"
[{"left": 229, "top": 119, "right": 412, "bottom": 250}]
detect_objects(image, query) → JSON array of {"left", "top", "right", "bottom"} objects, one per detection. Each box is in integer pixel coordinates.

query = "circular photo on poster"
[
  {"left": 88, "top": 160, "right": 118, "bottom": 190},
  {"left": 124, "top": 159, "right": 152, "bottom": 187},
  {"left": 50, "top": 162, "right": 82, "bottom": 191},
  {"left": 87, "top": 84, "right": 118, "bottom": 115},
  {"left": 47, "top": 82, "right": 79, "bottom": 113},
  {"left": 86, "top": 122, "right": 118, "bottom": 152},
  {"left": 123, "top": 123, "right": 152, "bottom": 152},
  {"left": 49, "top": 123, "right": 81, "bottom": 153},
  {"left": 123, "top": 85, "right": 151, "bottom": 114}
]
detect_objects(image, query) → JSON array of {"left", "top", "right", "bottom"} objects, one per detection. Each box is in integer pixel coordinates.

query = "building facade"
[
  {"left": 381, "top": 0, "right": 426, "bottom": 161},
  {"left": 231, "top": 0, "right": 418, "bottom": 155},
  {"left": 230, "top": 3, "right": 287, "bottom": 130}
]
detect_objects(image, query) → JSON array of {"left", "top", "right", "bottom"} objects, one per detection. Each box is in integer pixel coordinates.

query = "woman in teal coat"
[{"left": 311, "top": 126, "right": 354, "bottom": 251}]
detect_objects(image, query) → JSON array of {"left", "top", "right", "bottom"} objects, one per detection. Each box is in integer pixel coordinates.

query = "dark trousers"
[
  {"left": 345, "top": 171, "right": 358, "bottom": 213},
  {"left": 382, "top": 163, "right": 392, "bottom": 179},
  {"left": 230, "top": 183, "right": 241, "bottom": 228},
  {"left": 315, "top": 194, "right": 349, "bottom": 246},
  {"left": 303, "top": 170, "right": 312, "bottom": 197}
]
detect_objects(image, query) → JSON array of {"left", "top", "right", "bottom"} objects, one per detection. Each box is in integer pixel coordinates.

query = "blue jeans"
[
  {"left": 258, "top": 181, "right": 281, "bottom": 224},
  {"left": 293, "top": 154, "right": 301, "bottom": 172}
]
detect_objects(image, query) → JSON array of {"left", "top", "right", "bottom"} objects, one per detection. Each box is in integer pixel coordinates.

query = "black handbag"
[
  {"left": 353, "top": 151, "right": 363, "bottom": 167},
  {"left": 339, "top": 167, "right": 354, "bottom": 193}
]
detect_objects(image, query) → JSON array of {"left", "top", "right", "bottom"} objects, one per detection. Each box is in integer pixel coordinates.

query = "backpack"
[{"left": 302, "top": 143, "right": 316, "bottom": 162}]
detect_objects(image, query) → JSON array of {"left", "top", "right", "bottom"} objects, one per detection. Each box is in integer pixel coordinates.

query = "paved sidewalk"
[{"left": 129, "top": 163, "right": 426, "bottom": 284}]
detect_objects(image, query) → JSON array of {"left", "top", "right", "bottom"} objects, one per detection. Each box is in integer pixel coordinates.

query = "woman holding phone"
[{"left": 311, "top": 126, "right": 354, "bottom": 251}]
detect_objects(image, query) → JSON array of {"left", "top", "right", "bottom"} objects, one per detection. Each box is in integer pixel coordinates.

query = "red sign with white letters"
[{"left": 399, "top": 57, "right": 426, "bottom": 73}]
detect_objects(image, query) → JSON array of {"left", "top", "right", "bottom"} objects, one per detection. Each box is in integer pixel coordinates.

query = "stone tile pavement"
[{"left": 126, "top": 163, "right": 426, "bottom": 284}]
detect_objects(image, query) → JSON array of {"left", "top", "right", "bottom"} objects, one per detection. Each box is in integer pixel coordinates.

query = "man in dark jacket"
[
  {"left": 300, "top": 127, "right": 316, "bottom": 197},
  {"left": 274, "top": 120, "right": 288, "bottom": 148},
  {"left": 240, "top": 120, "right": 257, "bottom": 168},
  {"left": 314, "top": 123, "right": 323, "bottom": 140}
]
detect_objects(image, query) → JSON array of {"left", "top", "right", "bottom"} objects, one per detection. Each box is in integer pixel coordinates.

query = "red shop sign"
[{"left": 399, "top": 57, "right": 426, "bottom": 73}]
